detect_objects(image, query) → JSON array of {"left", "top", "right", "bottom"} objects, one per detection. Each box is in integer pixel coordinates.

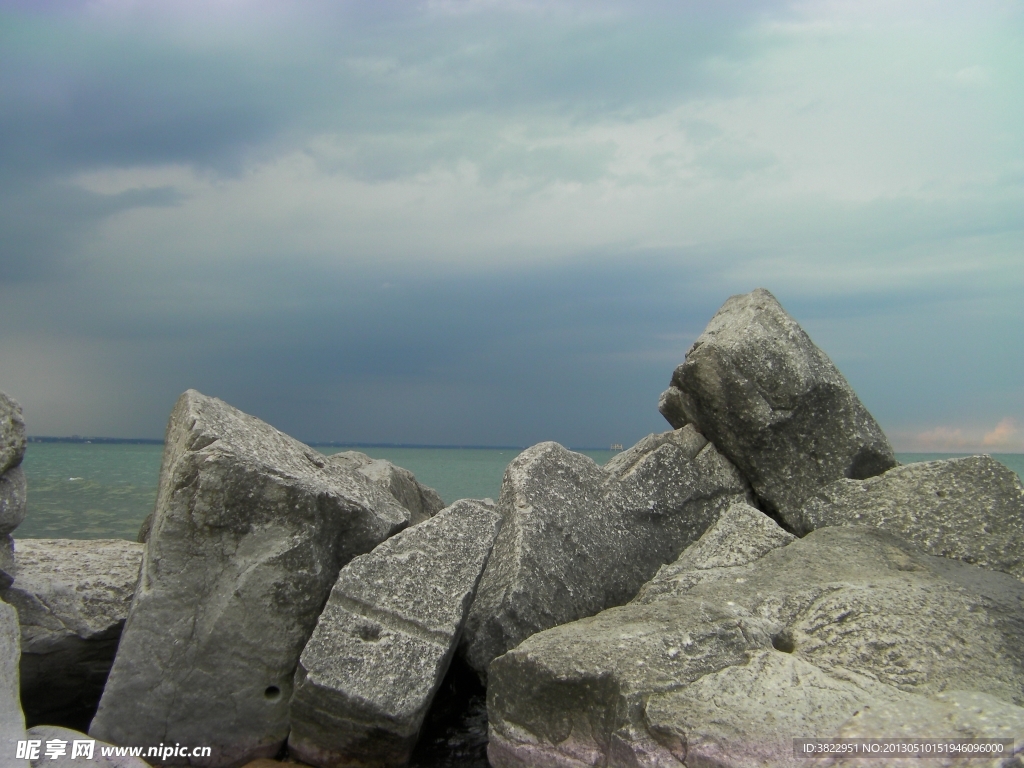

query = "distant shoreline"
[{"left": 25, "top": 436, "right": 1024, "bottom": 456}]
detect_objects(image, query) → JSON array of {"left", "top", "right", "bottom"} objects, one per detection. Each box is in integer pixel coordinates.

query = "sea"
[{"left": 16, "top": 442, "right": 1024, "bottom": 541}]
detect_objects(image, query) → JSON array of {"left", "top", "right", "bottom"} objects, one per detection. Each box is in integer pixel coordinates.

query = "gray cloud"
[{"left": 0, "top": 1, "right": 1021, "bottom": 449}]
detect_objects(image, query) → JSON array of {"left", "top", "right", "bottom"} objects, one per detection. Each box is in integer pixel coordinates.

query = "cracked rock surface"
[
  {"left": 288, "top": 499, "right": 502, "bottom": 768},
  {"left": 487, "top": 510, "right": 1024, "bottom": 768},
  {"left": 661, "top": 288, "right": 896, "bottom": 528},
  {"left": 90, "top": 390, "right": 411, "bottom": 767},
  {"left": 461, "top": 426, "right": 752, "bottom": 680}
]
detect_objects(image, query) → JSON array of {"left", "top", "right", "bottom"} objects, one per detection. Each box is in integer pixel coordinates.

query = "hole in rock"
[
  {"left": 408, "top": 655, "right": 489, "bottom": 768},
  {"left": 264, "top": 685, "right": 281, "bottom": 701},
  {"left": 356, "top": 621, "right": 382, "bottom": 642},
  {"left": 771, "top": 632, "right": 796, "bottom": 653}
]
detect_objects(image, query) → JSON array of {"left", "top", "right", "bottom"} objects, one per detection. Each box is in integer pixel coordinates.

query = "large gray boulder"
[
  {"left": 822, "top": 690, "right": 1024, "bottom": 767},
  {"left": 797, "top": 455, "right": 1024, "bottom": 579},
  {"left": 289, "top": 499, "right": 502, "bottom": 768},
  {"left": 4, "top": 539, "right": 143, "bottom": 729},
  {"left": 1, "top": 600, "right": 27, "bottom": 767},
  {"left": 461, "top": 426, "right": 752, "bottom": 679},
  {"left": 90, "top": 390, "right": 411, "bottom": 767},
  {"left": 487, "top": 521, "right": 1024, "bottom": 768},
  {"left": 0, "top": 393, "right": 26, "bottom": 476},
  {"left": 661, "top": 288, "right": 896, "bottom": 528},
  {"left": 326, "top": 450, "right": 445, "bottom": 525},
  {"left": 26, "top": 725, "right": 150, "bottom": 768},
  {"left": 0, "top": 466, "right": 27, "bottom": 536}
]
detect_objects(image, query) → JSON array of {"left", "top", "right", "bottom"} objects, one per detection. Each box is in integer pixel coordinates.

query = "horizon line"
[{"left": 24, "top": 436, "right": 1024, "bottom": 456}]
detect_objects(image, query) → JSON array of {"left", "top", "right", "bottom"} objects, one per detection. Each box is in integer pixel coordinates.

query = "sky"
[{"left": 0, "top": 0, "right": 1021, "bottom": 452}]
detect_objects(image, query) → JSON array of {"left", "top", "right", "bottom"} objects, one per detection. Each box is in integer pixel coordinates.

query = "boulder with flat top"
[
  {"left": 661, "top": 288, "right": 896, "bottom": 528},
  {"left": 90, "top": 390, "right": 411, "bottom": 767},
  {"left": 288, "top": 499, "right": 502, "bottom": 768},
  {"left": 4, "top": 539, "right": 143, "bottom": 729},
  {"left": 797, "top": 454, "right": 1024, "bottom": 579}
]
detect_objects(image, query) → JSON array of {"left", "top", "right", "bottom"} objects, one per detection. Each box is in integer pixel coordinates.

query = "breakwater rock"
[
  {"left": 461, "top": 427, "right": 752, "bottom": 680},
  {"left": 659, "top": 288, "right": 897, "bottom": 527},
  {"left": 3, "top": 539, "right": 143, "bottom": 730},
  {"left": 1, "top": 287, "right": 1022, "bottom": 768},
  {"left": 89, "top": 390, "right": 415, "bottom": 765}
]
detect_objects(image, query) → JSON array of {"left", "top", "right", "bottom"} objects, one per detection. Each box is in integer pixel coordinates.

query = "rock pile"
[
  {"left": 461, "top": 427, "right": 752, "bottom": 680},
  {"left": 487, "top": 506, "right": 1024, "bottom": 767},
  {"left": 2, "top": 288, "right": 1023, "bottom": 768},
  {"left": 89, "top": 390, "right": 419, "bottom": 765}
]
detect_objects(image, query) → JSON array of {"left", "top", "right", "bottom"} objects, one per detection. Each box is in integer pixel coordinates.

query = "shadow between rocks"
[{"left": 407, "top": 655, "right": 489, "bottom": 768}]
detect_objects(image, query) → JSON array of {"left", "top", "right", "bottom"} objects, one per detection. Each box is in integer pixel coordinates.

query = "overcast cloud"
[{"left": 1, "top": 0, "right": 1021, "bottom": 450}]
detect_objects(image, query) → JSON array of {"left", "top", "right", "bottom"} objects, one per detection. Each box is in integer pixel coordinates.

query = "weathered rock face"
[
  {"left": 461, "top": 427, "right": 752, "bottom": 680},
  {"left": 662, "top": 288, "right": 896, "bottom": 528},
  {"left": 797, "top": 455, "right": 1024, "bottom": 579},
  {"left": 326, "top": 451, "right": 445, "bottom": 526},
  {"left": 90, "top": 390, "right": 411, "bottom": 767},
  {"left": 821, "top": 691, "right": 1024, "bottom": 768},
  {"left": 1, "top": 599, "right": 28, "bottom": 767},
  {"left": 289, "top": 499, "right": 502, "bottom": 768},
  {"left": 487, "top": 523, "right": 1024, "bottom": 768},
  {"left": 3, "top": 539, "right": 143, "bottom": 729},
  {"left": 26, "top": 725, "right": 150, "bottom": 768},
  {"left": 0, "top": 466, "right": 27, "bottom": 536},
  {"left": 0, "top": 534, "right": 15, "bottom": 590},
  {"left": 0, "top": 393, "right": 26, "bottom": 476}
]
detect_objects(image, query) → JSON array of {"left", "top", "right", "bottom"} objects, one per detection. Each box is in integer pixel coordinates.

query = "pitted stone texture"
[
  {"left": 288, "top": 500, "right": 502, "bottom": 768},
  {"left": 90, "top": 390, "right": 410, "bottom": 767},
  {"left": 27, "top": 725, "right": 150, "bottom": 768},
  {"left": 486, "top": 526, "right": 1024, "bottom": 768},
  {"left": 0, "top": 393, "right": 26, "bottom": 475},
  {"left": 461, "top": 428, "right": 752, "bottom": 679},
  {"left": 1, "top": 600, "right": 27, "bottom": 767},
  {"left": 327, "top": 451, "right": 445, "bottom": 526},
  {"left": 4, "top": 539, "right": 143, "bottom": 728},
  {"left": 797, "top": 455, "right": 1024, "bottom": 579},
  {"left": 823, "top": 691, "right": 1024, "bottom": 767},
  {"left": 664, "top": 288, "right": 896, "bottom": 527},
  {"left": 0, "top": 466, "right": 27, "bottom": 536}
]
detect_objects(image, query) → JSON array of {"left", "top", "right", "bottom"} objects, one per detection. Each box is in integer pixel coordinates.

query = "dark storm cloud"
[{"left": 0, "top": 1, "right": 1021, "bottom": 450}]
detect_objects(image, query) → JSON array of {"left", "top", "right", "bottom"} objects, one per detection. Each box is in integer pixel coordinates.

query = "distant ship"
[{"left": 609, "top": 443, "right": 623, "bottom": 451}]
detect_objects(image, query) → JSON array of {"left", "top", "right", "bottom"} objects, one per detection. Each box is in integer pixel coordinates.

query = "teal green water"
[{"left": 15, "top": 443, "right": 1024, "bottom": 541}]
